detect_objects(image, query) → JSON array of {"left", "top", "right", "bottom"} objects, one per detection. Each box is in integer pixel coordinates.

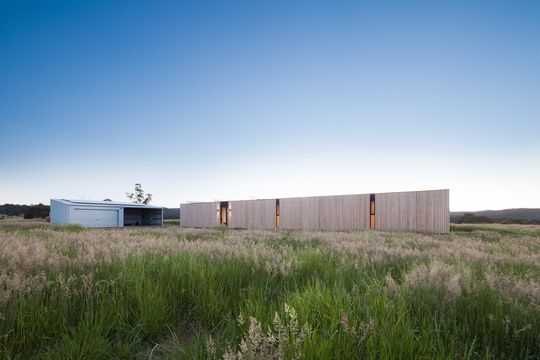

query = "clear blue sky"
[{"left": 1, "top": 0, "right": 539, "bottom": 210}]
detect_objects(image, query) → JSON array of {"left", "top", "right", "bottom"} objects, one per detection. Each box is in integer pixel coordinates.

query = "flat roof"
[{"left": 52, "top": 199, "right": 163, "bottom": 209}]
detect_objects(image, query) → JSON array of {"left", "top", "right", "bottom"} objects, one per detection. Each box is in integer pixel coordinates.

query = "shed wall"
[
  {"left": 70, "top": 207, "right": 121, "bottom": 228},
  {"left": 181, "top": 202, "right": 219, "bottom": 228},
  {"left": 50, "top": 200, "right": 163, "bottom": 228},
  {"left": 50, "top": 200, "right": 69, "bottom": 225}
]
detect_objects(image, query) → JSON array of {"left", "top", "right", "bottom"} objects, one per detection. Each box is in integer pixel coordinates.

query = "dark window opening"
[
  {"left": 124, "top": 208, "right": 162, "bottom": 226},
  {"left": 276, "top": 199, "right": 280, "bottom": 228},
  {"left": 370, "top": 194, "right": 375, "bottom": 230},
  {"left": 220, "top": 202, "right": 229, "bottom": 226}
]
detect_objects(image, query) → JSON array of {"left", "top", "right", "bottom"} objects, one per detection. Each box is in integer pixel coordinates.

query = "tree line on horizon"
[
  {"left": 0, "top": 203, "right": 50, "bottom": 219},
  {"left": 450, "top": 212, "right": 540, "bottom": 225}
]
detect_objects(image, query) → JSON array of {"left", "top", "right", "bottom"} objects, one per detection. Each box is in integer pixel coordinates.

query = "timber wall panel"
[
  {"left": 280, "top": 197, "right": 320, "bottom": 230},
  {"left": 319, "top": 194, "right": 370, "bottom": 231},
  {"left": 181, "top": 202, "right": 219, "bottom": 228},
  {"left": 250, "top": 199, "right": 276, "bottom": 230},
  {"left": 416, "top": 191, "right": 428, "bottom": 232},
  {"left": 280, "top": 197, "right": 305, "bottom": 230},
  {"left": 230, "top": 199, "right": 276, "bottom": 230},
  {"left": 302, "top": 197, "right": 321, "bottom": 230},
  {"left": 375, "top": 190, "right": 449, "bottom": 233},
  {"left": 229, "top": 200, "right": 247, "bottom": 229},
  {"left": 181, "top": 189, "right": 449, "bottom": 233}
]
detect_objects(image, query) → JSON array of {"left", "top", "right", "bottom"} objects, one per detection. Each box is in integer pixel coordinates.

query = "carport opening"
[
  {"left": 124, "top": 208, "right": 162, "bottom": 226},
  {"left": 220, "top": 202, "right": 229, "bottom": 225}
]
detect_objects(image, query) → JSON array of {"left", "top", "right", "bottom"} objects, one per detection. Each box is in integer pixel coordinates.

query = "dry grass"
[{"left": 1, "top": 220, "right": 539, "bottom": 358}]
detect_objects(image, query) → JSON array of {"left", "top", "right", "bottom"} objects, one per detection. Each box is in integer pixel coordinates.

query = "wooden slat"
[
  {"left": 181, "top": 189, "right": 449, "bottom": 233},
  {"left": 280, "top": 196, "right": 320, "bottom": 230},
  {"left": 320, "top": 194, "right": 370, "bottom": 230},
  {"left": 376, "top": 190, "right": 449, "bottom": 233},
  {"left": 180, "top": 202, "right": 219, "bottom": 228},
  {"left": 280, "top": 197, "right": 305, "bottom": 230},
  {"left": 229, "top": 200, "right": 246, "bottom": 228},
  {"left": 229, "top": 199, "right": 276, "bottom": 230}
]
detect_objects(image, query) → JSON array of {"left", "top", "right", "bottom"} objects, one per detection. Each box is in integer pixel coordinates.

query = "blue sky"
[{"left": 1, "top": 0, "right": 539, "bottom": 210}]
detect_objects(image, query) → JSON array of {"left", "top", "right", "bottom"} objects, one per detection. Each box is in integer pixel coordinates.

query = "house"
[{"left": 180, "top": 189, "right": 449, "bottom": 233}]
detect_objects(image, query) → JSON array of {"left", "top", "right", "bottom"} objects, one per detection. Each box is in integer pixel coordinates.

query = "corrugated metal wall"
[
  {"left": 229, "top": 199, "right": 276, "bottom": 230},
  {"left": 180, "top": 202, "right": 219, "bottom": 228},
  {"left": 375, "top": 190, "right": 449, "bottom": 233}
]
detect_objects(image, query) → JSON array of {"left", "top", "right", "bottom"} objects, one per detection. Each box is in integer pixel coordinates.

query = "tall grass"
[{"left": 0, "top": 222, "right": 539, "bottom": 359}]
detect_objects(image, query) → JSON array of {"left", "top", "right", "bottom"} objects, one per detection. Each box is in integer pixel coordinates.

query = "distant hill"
[{"left": 451, "top": 208, "right": 540, "bottom": 224}]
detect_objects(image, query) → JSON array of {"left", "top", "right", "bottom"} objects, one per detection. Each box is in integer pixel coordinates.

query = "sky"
[{"left": 1, "top": 0, "right": 539, "bottom": 210}]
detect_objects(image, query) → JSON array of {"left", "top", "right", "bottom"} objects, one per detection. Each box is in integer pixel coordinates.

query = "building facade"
[
  {"left": 50, "top": 199, "right": 163, "bottom": 228},
  {"left": 181, "top": 189, "right": 449, "bottom": 233}
]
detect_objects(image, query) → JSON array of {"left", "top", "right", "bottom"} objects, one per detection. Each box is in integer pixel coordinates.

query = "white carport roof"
[{"left": 52, "top": 199, "right": 163, "bottom": 209}]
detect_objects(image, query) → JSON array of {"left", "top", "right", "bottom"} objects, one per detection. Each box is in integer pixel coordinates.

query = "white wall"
[{"left": 50, "top": 199, "right": 69, "bottom": 225}]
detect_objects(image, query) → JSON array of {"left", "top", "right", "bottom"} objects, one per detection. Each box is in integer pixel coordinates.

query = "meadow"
[{"left": 1, "top": 220, "right": 539, "bottom": 359}]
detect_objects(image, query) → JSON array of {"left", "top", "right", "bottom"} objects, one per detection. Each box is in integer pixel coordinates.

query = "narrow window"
[
  {"left": 370, "top": 194, "right": 375, "bottom": 230},
  {"left": 276, "top": 199, "right": 280, "bottom": 228},
  {"left": 220, "top": 202, "right": 228, "bottom": 225}
]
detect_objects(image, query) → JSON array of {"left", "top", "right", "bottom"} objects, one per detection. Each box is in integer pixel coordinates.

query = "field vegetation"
[{"left": 1, "top": 220, "right": 540, "bottom": 359}]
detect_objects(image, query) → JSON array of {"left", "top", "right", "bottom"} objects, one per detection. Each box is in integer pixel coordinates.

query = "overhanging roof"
[{"left": 52, "top": 199, "right": 163, "bottom": 209}]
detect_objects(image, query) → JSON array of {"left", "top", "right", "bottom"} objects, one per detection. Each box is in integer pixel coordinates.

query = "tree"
[
  {"left": 24, "top": 203, "right": 50, "bottom": 219},
  {"left": 126, "top": 183, "right": 152, "bottom": 204}
]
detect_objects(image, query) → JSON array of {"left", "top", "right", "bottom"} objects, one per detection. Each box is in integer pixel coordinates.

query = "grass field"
[{"left": 1, "top": 221, "right": 539, "bottom": 359}]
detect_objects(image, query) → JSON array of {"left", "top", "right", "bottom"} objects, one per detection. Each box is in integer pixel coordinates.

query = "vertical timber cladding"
[
  {"left": 374, "top": 190, "right": 449, "bottom": 233},
  {"left": 280, "top": 194, "right": 370, "bottom": 231},
  {"left": 180, "top": 189, "right": 449, "bottom": 233},
  {"left": 280, "top": 196, "right": 320, "bottom": 230},
  {"left": 229, "top": 199, "right": 276, "bottom": 230},
  {"left": 180, "top": 202, "right": 219, "bottom": 228},
  {"left": 320, "top": 194, "right": 370, "bottom": 231}
]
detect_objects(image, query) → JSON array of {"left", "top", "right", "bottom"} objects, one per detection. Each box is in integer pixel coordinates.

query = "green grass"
[
  {"left": 0, "top": 223, "right": 539, "bottom": 359},
  {"left": 451, "top": 224, "right": 540, "bottom": 237},
  {"left": 3, "top": 253, "right": 538, "bottom": 359},
  {"left": 0, "top": 222, "right": 84, "bottom": 233},
  {"left": 163, "top": 220, "right": 180, "bottom": 228}
]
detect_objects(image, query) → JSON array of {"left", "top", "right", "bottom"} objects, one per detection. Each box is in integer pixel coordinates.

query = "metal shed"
[
  {"left": 50, "top": 199, "right": 163, "bottom": 228},
  {"left": 180, "top": 189, "right": 450, "bottom": 234}
]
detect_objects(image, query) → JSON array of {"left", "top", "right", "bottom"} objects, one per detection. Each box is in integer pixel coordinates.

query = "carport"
[{"left": 50, "top": 199, "right": 163, "bottom": 228}]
